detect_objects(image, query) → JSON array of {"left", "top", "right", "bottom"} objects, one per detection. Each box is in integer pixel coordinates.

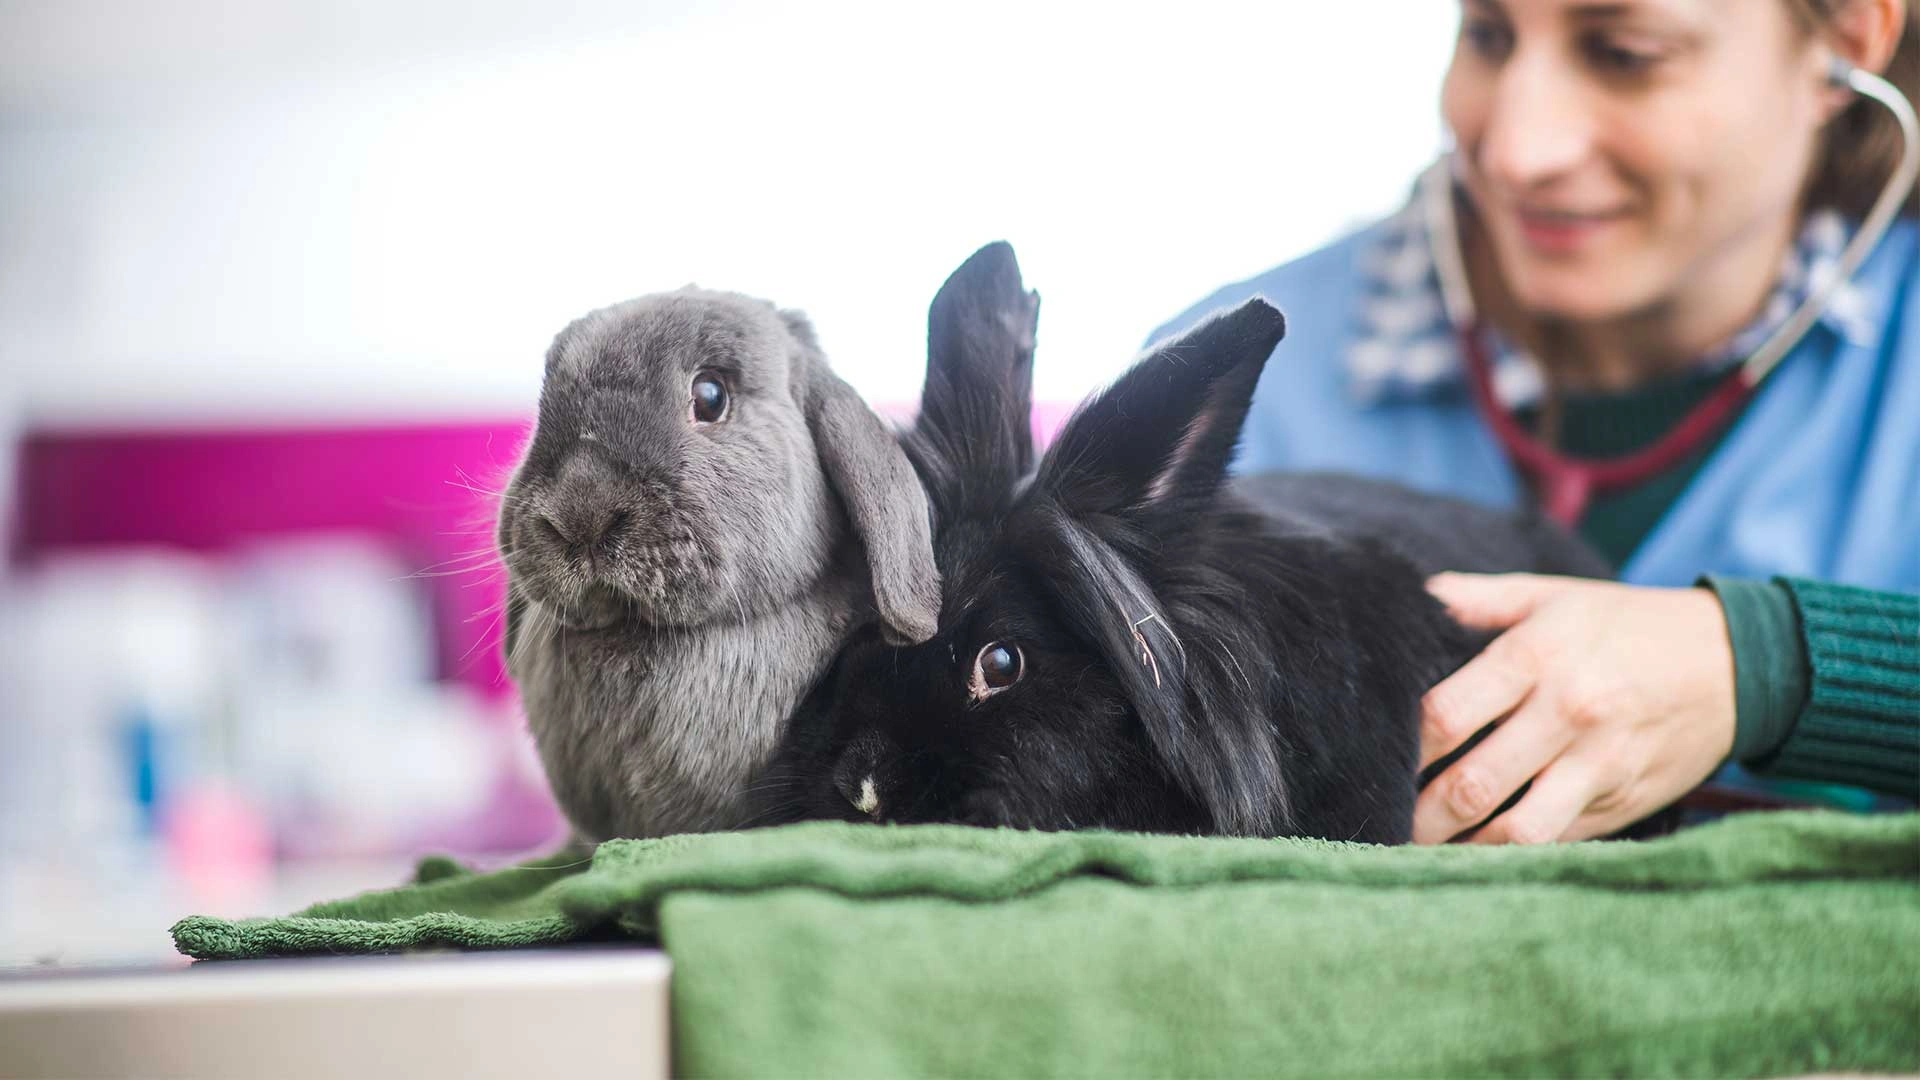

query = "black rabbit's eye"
[
  {"left": 691, "top": 372, "right": 730, "bottom": 424},
  {"left": 968, "top": 641, "right": 1023, "bottom": 702}
]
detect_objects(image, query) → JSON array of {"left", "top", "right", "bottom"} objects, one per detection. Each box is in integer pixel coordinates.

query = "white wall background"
[{"left": 0, "top": 1, "right": 1457, "bottom": 425}]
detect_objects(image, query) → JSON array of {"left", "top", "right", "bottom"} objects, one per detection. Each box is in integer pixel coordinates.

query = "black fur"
[{"left": 753, "top": 292, "right": 1608, "bottom": 844}]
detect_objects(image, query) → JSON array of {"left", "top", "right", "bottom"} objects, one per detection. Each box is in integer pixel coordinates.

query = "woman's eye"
[
  {"left": 691, "top": 371, "right": 730, "bottom": 424},
  {"left": 1460, "top": 16, "right": 1512, "bottom": 61},
  {"left": 1583, "top": 33, "right": 1661, "bottom": 75},
  {"left": 968, "top": 641, "right": 1024, "bottom": 701}
]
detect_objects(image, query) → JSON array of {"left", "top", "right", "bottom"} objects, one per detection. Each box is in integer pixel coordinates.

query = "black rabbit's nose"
[
  {"left": 836, "top": 771, "right": 882, "bottom": 820},
  {"left": 831, "top": 730, "right": 893, "bottom": 821}
]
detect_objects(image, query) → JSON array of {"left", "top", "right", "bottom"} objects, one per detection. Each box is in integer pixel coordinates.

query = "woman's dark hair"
[{"left": 1789, "top": 0, "right": 1919, "bottom": 217}]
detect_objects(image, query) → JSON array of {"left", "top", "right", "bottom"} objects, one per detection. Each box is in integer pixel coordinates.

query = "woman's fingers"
[
  {"left": 1466, "top": 756, "right": 1598, "bottom": 845},
  {"left": 1408, "top": 578, "right": 1739, "bottom": 848},
  {"left": 1426, "top": 571, "right": 1566, "bottom": 630},
  {"left": 1412, "top": 698, "right": 1574, "bottom": 844},
  {"left": 1418, "top": 630, "right": 1536, "bottom": 771}
]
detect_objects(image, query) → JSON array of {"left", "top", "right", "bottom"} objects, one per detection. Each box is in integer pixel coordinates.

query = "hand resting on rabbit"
[{"left": 497, "top": 287, "right": 940, "bottom": 842}]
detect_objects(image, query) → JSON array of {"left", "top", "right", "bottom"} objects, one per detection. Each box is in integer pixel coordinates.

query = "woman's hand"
[{"left": 1412, "top": 572, "right": 1738, "bottom": 845}]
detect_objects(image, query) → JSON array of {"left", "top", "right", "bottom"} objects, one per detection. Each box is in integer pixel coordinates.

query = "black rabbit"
[{"left": 754, "top": 292, "right": 1607, "bottom": 843}]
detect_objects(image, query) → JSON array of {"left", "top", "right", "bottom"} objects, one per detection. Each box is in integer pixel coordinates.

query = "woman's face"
[{"left": 1442, "top": 0, "right": 1834, "bottom": 322}]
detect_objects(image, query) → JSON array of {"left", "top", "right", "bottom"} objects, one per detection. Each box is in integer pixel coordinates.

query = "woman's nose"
[{"left": 1477, "top": 56, "right": 1596, "bottom": 191}]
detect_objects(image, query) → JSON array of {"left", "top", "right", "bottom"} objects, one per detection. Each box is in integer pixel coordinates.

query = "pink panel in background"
[{"left": 16, "top": 420, "right": 534, "bottom": 698}]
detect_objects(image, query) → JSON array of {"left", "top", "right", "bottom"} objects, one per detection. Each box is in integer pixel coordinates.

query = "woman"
[{"left": 1149, "top": 0, "right": 1919, "bottom": 843}]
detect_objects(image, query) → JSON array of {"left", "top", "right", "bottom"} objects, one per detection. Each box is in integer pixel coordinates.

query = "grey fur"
[{"left": 497, "top": 287, "right": 939, "bottom": 841}]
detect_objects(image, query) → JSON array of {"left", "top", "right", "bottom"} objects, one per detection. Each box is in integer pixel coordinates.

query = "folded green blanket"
[{"left": 174, "top": 811, "right": 1920, "bottom": 1078}]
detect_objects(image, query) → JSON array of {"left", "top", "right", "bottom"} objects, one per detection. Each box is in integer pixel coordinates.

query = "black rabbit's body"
[
  {"left": 1232, "top": 472, "right": 1612, "bottom": 580},
  {"left": 755, "top": 292, "right": 1609, "bottom": 844},
  {"left": 762, "top": 476, "right": 1596, "bottom": 843}
]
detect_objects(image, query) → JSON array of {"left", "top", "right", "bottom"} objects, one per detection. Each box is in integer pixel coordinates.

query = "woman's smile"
[{"left": 1509, "top": 200, "right": 1635, "bottom": 254}]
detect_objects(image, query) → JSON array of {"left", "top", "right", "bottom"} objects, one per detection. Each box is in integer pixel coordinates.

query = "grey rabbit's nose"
[{"left": 539, "top": 507, "right": 630, "bottom": 558}]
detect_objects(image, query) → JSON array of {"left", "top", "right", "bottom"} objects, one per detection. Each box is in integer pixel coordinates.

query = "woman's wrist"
[{"left": 1698, "top": 576, "right": 1810, "bottom": 765}]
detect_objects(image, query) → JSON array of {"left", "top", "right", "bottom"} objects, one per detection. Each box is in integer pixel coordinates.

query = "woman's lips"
[{"left": 1511, "top": 204, "right": 1629, "bottom": 254}]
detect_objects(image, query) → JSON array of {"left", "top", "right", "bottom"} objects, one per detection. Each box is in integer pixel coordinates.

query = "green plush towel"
[{"left": 174, "top": 812, "right": 1920, "bottom": 1078}]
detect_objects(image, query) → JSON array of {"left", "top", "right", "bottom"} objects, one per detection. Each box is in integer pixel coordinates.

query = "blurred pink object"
[
  {"left": 1031, "top": 401, "right": 1073, "bottom": 448},
  {"left": 161, "top": 784, "right": 273, "bottom": 908}
]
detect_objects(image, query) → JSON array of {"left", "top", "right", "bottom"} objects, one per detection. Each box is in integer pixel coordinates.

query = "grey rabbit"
[{"left": 496, "top": 286, "right": 941, "bottom": 842}]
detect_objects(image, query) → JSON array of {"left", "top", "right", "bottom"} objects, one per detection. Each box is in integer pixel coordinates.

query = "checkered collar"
[{"left": 1347, "top": 186, "right": 1880, "bottom": 408}]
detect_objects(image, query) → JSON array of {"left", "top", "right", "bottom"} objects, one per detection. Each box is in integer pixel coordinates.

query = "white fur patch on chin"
[{"left": 853, "top": 776, "right": 880, "bottom": 816}]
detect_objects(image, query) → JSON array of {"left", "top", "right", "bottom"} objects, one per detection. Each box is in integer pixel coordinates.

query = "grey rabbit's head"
[{"left": 498, "top": 287, "right": 939, "bottom": 643}]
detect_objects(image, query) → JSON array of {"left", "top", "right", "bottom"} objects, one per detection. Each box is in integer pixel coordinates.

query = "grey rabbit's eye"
[
  {"left": 690, "top": 371, "right": 730, "bottom": 424},
  {"left": 967, "top": 641, "right": 1024, "bottom": 702}
]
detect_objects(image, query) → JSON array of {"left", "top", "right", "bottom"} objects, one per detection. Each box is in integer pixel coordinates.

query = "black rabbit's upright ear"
[
  {"left": 913, "top": 241, "right": 1042, "bottom": 513},
  {"left": 1039, "top": 297, "right": 1285, "bottom": 516},
  {"left": 802, "top": 354, "right": 942, "bottom": 645}
]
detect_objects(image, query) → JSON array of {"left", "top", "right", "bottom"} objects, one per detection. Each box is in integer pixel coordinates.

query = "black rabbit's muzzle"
[{"left": 829, "top": 730, "right": 896, "bottom": 821}]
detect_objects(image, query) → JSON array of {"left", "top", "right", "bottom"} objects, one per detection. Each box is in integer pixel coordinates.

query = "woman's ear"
[
  {"left": 1830, "top": 0, "right": 1906, "bottom": 71},
  {"left": 1817, "top": 0, "right": 1907, "bottom": 113}
]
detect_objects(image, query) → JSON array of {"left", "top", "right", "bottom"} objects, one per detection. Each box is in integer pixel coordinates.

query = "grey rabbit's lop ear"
[
  {"left": 918, "top": 241, "right": 1041, "bottom": 486},
  {"left": 779, "top": 308, "right": 823, "bottom": 351},
  {"left": 797, "top": 342, "right": 941, "bottom": 645}
]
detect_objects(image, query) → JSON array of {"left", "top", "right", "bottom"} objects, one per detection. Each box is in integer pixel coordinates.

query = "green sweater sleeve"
[
  {"left": 1702, "top": 577, "right": 1808, "bottom": 764},
  {"left": 1704, "top": 576, "right": 1920, "bottom": 801},
  {"left": 1765, "top": 578, "right": 1920, "bottom": 801}
]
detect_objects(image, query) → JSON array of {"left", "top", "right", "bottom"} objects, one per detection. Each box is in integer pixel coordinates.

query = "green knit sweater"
[
  {"left": 1716, "top": 578, "right": 1920, "bottom": 798},
  {"left": 1521, "top": 374, "right": 1919, "bottom": 802}
]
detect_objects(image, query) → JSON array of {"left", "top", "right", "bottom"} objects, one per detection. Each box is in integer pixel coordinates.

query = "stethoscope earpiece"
[{"left": 1827, "top": 55, "right": 1860, "bottom": 91}]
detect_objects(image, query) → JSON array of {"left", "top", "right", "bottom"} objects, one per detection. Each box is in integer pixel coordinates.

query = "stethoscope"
[{"left": 1424, "top": 58, "right": 1920, "bottom": 526}]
